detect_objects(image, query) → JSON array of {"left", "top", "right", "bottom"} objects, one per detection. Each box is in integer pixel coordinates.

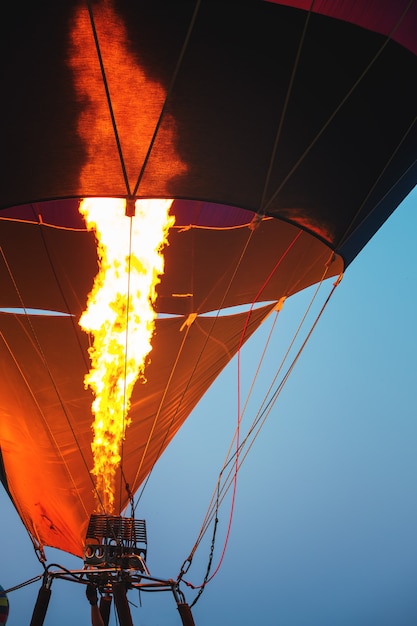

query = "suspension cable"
[
  {"left": 86, "top": 0, "right": 131, "bottom": 197},
  {"left": 132, "top": 0, "right": 203, "bottom": 197},
  {"left": 134, "top": 220, "right": 258, "bottom": 508},
  {"left": 260, "top": 0, "right": 316, "bottom": 212},
  {"left": 264, "top": 0, "right": 417, "bottom": 217},
  {"left": 117, "top": 214, "right": 135, "bottom": 513},
  {"left": 180, "top": 268, "right": 342, "bottom": 596}
]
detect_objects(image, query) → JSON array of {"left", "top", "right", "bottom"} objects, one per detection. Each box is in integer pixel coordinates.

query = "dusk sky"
[
  {"left": 1, "top": 1, "right": 417, "bottom": 624},
  {"left": 1, "top": 185, "right": 417, "bottom": 625}
]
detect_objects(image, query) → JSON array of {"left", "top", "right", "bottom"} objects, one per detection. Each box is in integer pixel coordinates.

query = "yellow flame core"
[{"left": 79, "top": 197, "right": 174, "bottom": 512}]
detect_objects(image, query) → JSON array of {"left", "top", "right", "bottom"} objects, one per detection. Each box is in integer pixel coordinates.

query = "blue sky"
[{"left": 1, "top": 186, "right": 417, "bottom": 625}]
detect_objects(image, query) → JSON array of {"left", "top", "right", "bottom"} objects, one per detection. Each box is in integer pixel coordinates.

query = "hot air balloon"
[
  {"left": 0, "top": 587, "right": 9, "bottom": 625},
  {"left": 1, "top": 1, "right": 416, "bottom": 624}
]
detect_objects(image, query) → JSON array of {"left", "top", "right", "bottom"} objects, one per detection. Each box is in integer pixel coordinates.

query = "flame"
[
  {"left": 79, "top": 197, "right": 174, "bottom": 512},
  {"left": 68, "top": 0, "right": 187, "bottom": 511}
]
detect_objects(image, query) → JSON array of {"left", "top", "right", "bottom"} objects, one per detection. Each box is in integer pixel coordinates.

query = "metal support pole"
[
  {"left": 177, "top": 602, "right": 196, "bottom": 626},
  {"left": 112, "top": 582, "right": 134, "bottom": 626},
  {"left": 100, "top": 595, "right": 112, "bottom": 626},
  {"left": 29, "top": 583, "right": 51, "bottom": 626}
]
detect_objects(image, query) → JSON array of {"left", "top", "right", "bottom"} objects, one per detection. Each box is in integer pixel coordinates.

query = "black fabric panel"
[{"left": 1, "top": 1, "right": 416, "bottom": 267}]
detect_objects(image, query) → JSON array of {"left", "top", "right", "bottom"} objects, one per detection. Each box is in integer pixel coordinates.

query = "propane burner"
[{"left": 84, "top": 514, "right": 147, "bottom": 570}]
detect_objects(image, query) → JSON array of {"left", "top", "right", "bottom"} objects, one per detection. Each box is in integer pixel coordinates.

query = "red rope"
[{"left": 184, "top": 230, "right": 304, "bottom": 589}]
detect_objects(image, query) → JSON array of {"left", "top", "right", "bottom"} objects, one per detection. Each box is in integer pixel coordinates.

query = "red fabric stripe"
[{"left": 267, "top": 0, "right": 417, "bottom": 55}]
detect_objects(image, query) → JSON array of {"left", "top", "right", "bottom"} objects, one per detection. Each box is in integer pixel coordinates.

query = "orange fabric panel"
[{"left": 0, "top": 211, "right": 341, "bottom": 555}]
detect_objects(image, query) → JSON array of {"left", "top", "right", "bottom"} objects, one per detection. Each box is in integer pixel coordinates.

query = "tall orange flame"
[
  {"left": 69, "top": 0, "right": 186, "bottom": 511},
  {"left": 79, "top": 198, "right": 174, "bottom": 512}
]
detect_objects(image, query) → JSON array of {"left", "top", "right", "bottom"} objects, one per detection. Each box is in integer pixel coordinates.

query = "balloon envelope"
[{"left": 0, "top": 0, "right": 416, "bottom": 557}]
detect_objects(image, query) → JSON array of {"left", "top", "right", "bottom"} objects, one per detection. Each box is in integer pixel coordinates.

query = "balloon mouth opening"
[
  {"left": 0, "top": 198, "right": 259, "bottom": 230},
  {"left": 0, "top": 197, "right": 343, "bottom": 320}
]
